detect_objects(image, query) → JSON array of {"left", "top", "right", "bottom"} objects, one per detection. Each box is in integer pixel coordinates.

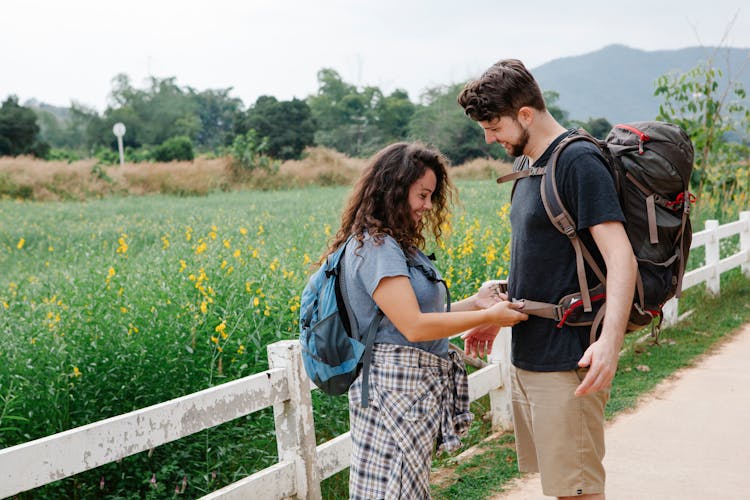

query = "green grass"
[
  {"left": 1, "top": 180, "right": 746, "bottom": 498},
  {"left": 0, "top": 180, "right": 513, "bottom": 498}
]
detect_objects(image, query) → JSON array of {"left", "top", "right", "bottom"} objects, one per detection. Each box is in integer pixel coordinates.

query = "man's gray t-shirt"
[{"left": 341, "top": 233, "right": 449, "bottom": 357}]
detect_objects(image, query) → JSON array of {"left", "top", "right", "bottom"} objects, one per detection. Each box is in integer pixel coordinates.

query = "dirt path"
[{"left": 489, "top": 323, "right": 750, "bottom": 499}]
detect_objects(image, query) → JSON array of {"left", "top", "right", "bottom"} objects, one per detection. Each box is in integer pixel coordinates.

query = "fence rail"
[{"left": 1, "top": 211, "right": 748, "bottom": 499}]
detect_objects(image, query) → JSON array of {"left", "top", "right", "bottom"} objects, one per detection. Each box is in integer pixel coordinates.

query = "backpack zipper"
[{"left": 616, "top": 124, "right": 650, "bottom": 154}]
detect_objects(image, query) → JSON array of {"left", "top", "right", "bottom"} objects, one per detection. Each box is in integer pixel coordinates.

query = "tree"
[
  {"left": 569, "top": 117, "right": 613, "bottom": 139},
  {"left": 407, "top": 83, "right": 505, "bottom": 164},
  {"left": 654, "top": 56, "right": 750, "bottom": 218},
  {"left": 241, "top": 96, "right": 316, "bottom": 160},
  {"left": 189, "top": 88, "right": 244, "bottom": 151},
  {"left": 371, "top": 89, "right": 415, "bottom": 145},
  {"left": 0, "top": 96, "right": 48, "bottom": 157}
]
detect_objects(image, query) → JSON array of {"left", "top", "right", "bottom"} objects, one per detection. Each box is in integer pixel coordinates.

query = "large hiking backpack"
[
  {"left": 299, "top": 237, "right": 452, "bottom": 407},
  {"left": 498, "top": 121, "right": 694, "bottom": 344}
]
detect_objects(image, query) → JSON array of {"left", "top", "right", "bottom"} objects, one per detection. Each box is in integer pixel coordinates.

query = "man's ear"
[{"left": 516, "top": 106, "right": 534, "bottom": 126}]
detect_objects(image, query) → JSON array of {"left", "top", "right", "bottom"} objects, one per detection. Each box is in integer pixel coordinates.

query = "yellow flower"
[
  {"left": 211, "top": 336, "right": 219, "bottom": 344},
  {"left": 237, "top": 344, "right": 245, "bottom": 355},
  {"left": 48, "top": 246, "right": 54, "bottom": 252},
  {"left": 200, "top": 301, "right": 208, "bottom": 314},
  {"left": 324, "top": 224, "right": 331, "bottom": 237},
  {"left": 108, "top": 267, "right": 116, "bottom": 279},
  {"left": 179, "top": 260, "right": 187, "bottom": 273},
  {"left": 116, "top": 234, "right": 128, "bottom": 254},
  {"left": 17, "top": 238, "right": 25, "bottom": 249},
  {"left": 223, "top": 239, "right": 231, "bottom": 249},
  {"left": 72, "top": 366, "right": 82, "bottom": 378},
  {"left": 161, "top": 235, "right": 170, "bottom": 250},
  {"left": 233, "top": 249, "right": 241, "bottom": 258},
  {"left": 185, "top": 226, "right": 193, "bottom": 241},
  {"left": 120, "top": 306, "right": 128, "bottom": 313},
  {"left": 195, "top": 240, "right": 207, "bottom": 254},
  {"left": 302, "top": 254, "right": 311, "bottom": 266},
  {"left": 253, "top": 297, "right": 260, "bottom": 307},
  {"left": 215, "top": 322, "right": 226, "bottom": 334},
  {"left": 239, "top": 227, "right": 248, "bottom": 236}
]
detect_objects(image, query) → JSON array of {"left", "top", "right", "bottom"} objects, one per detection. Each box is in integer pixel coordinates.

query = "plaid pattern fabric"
[{"left": 348, "top": 344, "right": 473, "bottom": 499}]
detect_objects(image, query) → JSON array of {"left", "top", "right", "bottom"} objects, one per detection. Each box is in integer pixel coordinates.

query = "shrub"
[
  {"left": 152, "top": 136, "right": 195, "bottom": 162},
  {"left": 229, "top": 129, "right": 279, "bottom": 175}
]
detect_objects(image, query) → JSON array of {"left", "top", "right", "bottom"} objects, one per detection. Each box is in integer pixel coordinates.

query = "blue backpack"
[
  {"left": 299, "top": 237, "right": 451, "bottom": 408},
  {"left": 299, "top": 237, "right": 383, "bottom": 407}
]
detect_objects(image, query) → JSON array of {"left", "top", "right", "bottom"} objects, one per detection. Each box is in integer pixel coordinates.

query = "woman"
[{"left": 324, "top": 142, "right": 527, "bottom": 499}]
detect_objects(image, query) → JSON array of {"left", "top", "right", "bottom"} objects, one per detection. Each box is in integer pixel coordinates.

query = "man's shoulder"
[{"left": 557, "top": 135, "right": 604, "bottom": 162}]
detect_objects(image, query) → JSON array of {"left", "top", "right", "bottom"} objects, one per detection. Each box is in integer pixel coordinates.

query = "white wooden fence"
[{"left": 1, "top": 211, "right": 748, "bottom": 499}]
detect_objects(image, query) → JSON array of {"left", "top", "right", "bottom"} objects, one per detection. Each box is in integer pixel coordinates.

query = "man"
[{"left": 457, "top": 59, "right": 637, "bottom": 499}]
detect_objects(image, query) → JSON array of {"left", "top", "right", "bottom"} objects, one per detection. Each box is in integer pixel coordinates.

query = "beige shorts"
[{"left": 511, "top": 365, "right": 610, "bottom": 497}]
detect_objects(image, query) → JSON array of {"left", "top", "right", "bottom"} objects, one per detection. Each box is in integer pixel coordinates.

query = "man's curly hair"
[{"left": 457, "top": 59, "right": 546, "bottom": 122}]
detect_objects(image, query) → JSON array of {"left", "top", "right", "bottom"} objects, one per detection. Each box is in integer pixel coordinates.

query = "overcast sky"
[{"left": 2, "top": 1, "right": 749, "bottom": 112}]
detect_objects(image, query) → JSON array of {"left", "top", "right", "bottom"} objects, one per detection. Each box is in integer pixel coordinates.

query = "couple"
[{"left": 322, "top": 59, "right": 636, "bottom": 499}]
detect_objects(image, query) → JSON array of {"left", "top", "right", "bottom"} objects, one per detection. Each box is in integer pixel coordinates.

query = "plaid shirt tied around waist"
[{"left": 348, "top": 343, "right": 473, "bottom": 499}]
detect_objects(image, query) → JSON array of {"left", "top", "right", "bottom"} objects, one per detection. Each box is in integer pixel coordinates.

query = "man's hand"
[
  {"left": 461, "top": 324, "right": 501, "bottom": 358},
  {"left": 575, "top": 335, "right": 620, "bottom": 396},
  {"left": 474, "top": 280, "right": 508, "bottom": 309}
]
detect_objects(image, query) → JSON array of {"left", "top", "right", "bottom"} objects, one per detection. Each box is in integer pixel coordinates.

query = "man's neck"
[{"left": 524, "top": 113, "right": 567, "bottom": 162}]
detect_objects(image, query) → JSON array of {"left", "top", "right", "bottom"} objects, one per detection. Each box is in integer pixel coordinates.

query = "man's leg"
[{"left": 512, "top": 367, "right": 609, "bottom": 498}]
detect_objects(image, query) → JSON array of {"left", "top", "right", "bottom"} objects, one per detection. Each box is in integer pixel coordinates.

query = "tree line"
[{"left": 0, "top": 69, "right": 612, "bottom": 166}]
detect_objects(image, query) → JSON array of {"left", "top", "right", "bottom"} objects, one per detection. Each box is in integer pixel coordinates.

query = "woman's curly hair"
[{"left": 326, "top": 142, "right": 456, "bottom": 258}]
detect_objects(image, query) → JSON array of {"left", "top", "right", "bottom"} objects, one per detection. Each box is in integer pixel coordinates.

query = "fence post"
[
  {"left": 741, "top": 211, "right": 750, "bottom": 278},
  {"left": 267, "top": 341, "right": 322, "bottom": 500},
  {"left": 705, "top": 219, "right": 720, "bottom": 296},
  {"left": 661, "top": 297, "right": 679, "bottom": 328},
  {"left": 487, "top": 327, "right": 513, "bottom": 431}
]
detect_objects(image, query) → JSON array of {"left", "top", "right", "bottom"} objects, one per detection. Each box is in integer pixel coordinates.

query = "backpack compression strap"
[{"left": 359, "top": 309, "right": 385, "bottom": 408}]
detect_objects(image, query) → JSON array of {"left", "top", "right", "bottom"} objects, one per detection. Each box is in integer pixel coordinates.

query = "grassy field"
[
  {"left": 1, "top": 175, "right": 746, "bottom": 498},
  {"left": 0, "top": 179, "right": 513, "bottom": 498}
]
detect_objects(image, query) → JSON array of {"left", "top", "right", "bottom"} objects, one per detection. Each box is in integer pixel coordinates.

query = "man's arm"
[{"left": 575, "top": 220, "right": 637, "bottom": 396}]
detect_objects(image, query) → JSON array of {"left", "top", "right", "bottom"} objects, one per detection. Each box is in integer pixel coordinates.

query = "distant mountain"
[{"left": 532, "top": 44, "right": 750, "bottom": 123}]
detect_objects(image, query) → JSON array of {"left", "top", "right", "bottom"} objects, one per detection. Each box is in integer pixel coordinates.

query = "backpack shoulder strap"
[
  {"left": 336, "top": 234, "right": 385, "bottom": 408},
  {"left": 541, "top": 130, "right": 608, "bottom": 312}
]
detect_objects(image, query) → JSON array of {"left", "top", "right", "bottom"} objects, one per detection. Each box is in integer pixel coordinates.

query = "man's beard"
[{"left": 508, "top": 124, "right": 529, "bottom": 157}]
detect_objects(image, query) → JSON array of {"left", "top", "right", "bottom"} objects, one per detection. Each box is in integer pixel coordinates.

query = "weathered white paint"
[
  {"left": 199, "top": 460, "right": 296, "bottom": 499},
  {"left": 488, "top": 328, "right": 513, "bottom": 430},
  {"left": 705, "top": 219, "right": 721, "bottom": 295},
  {"left": 268, "top": 340, "right": 322, "bottom": 500},
  {"left": 466, "top": 362, "right": 502, "bottom": 403},
  {"left": 0, "top": 368, "right": 288, "bottom": 498},
  {"left": 316, "top": 432, "right": 352, "bottom": 480},
  {"left": 741, "top": 212, "right": 750, "bottom": 277}
]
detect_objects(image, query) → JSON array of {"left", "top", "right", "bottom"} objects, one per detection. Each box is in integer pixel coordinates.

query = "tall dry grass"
[{"left": 0, "top": 148, "right": 512, "bottom": 200}]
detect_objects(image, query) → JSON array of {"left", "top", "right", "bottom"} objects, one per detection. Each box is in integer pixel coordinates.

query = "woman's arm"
[{"left": 372, "top": 276, "right": 526, "bottom": 342}]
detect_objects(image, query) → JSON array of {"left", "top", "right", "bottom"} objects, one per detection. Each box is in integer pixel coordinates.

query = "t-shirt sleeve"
[
  {"left": 557, "top": 143, "right": 625, "bottom": 231},
  {"left": 357, "top": 236, "right": 410, "bottom": 297}
]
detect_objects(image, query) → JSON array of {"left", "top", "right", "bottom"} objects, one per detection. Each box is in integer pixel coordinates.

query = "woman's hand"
[{"left": 486, "top": 299, "right": 527, "bottom": 326}]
